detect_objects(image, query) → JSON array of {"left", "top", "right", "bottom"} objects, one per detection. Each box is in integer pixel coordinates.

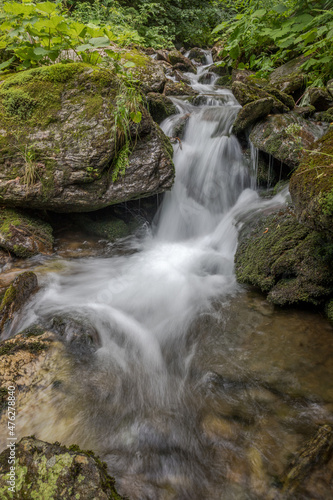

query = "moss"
[
  {"left": 0, "top": 387, "right": 8, "bottom": 412},
  {"left": 146, "top": 92, "right": 177, "bottom": 123},
  {"left": 326, "top": 299, "right": 333, "bottom": 321},
  {"left": 0, "top": 339, "right": 47, "bottom": 356},
  {"left": 122, "top": 49, "right": 149, "bottom": 68}
]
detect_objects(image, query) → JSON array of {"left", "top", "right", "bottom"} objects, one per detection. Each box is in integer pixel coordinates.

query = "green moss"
[
  {"left": 0, "top": 340, "right": 47, "bottom": 356},
  {"left": 327, "top": 299, "right": 333, "bottom": 321},
  {"left": 122, "top": 50, "right": 149, "bottom": 68}
]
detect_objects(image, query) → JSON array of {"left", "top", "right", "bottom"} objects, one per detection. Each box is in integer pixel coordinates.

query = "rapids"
[{"left": 2, "top": 55, "right": 333, "bottom": 499}]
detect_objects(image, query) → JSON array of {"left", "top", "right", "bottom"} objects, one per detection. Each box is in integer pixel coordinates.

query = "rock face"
[
  {"left": 0, "top": 208, "right": 53, "bottom": 257},
  {"left": 235, "top": 209, "right": 333, "bottom": 306},
  {"left": 289, "top": 128, "right": 333, "bottom": 238},
  {"left": 0, "top": 63, "right": 174, "bottom": 213},
  {"left": 146, "top": 92, "right": 177, "bottom": 123},
  {"left": 0, "top": 272, "right": 38, "bottom": 335},
  {"left": 269, "top": 55, "right": 308, "bottom": 95},
  {"left": 249, "top": 112, "right": 325, "bottom": 168},
  {"left": 232, "top": 98, "right": 274, "bottom": 136},
  {"left": 0, "top": 437, "right": 124, "bottom": 499}
]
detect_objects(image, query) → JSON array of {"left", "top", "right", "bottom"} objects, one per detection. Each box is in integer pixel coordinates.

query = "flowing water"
[{"left": 2, "top": 57, "right": 333, "bottom": 499}]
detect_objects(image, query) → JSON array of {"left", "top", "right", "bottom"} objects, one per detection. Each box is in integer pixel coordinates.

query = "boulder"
[
  {"left": 235, "top": 209, "right": 333, "bottom": 306},
  {"left": 249, "top": 112, "right": 325, "bottom": 168},
  {"left": 198, "top": 72, "right": 215, "bottom": 85},
  {"left": 168, "top": 50, "right": 197, "bottom": 73},
  {"left": 293, "top": 105, "right": 316, "bottom": 118},
  {"left": 232, "top": 98, "right": 274, "bottom": 136},
  {"left": 289, "top": 128, "right": 333, "bottom": 238},
  {"left": 0, "top": 436, "right": 125, "bottom": 499},
  {"left": 0, "top": 272, "right": 38, "bottom": 335},
  {"left": 0, "top": 207, "right": 53, "bottom": 257},
  {"left": 215, "top": 75, "right": 232, "bottom": 87},
  {"left": 327, "top": 79, "right": 333, "bottom": 98},
  {"left": 209, "top": 64, "right": 229, "bottom": 77},
  {"left": 171, "top": 70, "right": 191, "bottom": 85},
  {"left": 0, "top": 63, "right": 174, "bottom": 212},
  {"left": 147, "top": 92, "right": 177, "bottom": 123},
  {"left": 187, "top": 47, "right": 207, "bottom": 64},
  {"left": 164, "top": 81, "right": 198, "bottom": 97},
  {"left": 313, "top": 108, "right": 333, "bottom": 123},
  {"left": 156, "top": 49, "right": 170, "bottom": 63},
  {"left": 308, "top": 87, "right": 333, "bottom": 111},
  {"left": 122, "top": 49, "right": 167, "bottom": 93},
  {"left": 269, "top": 55, "right": 308, "bottom": 94},
  {"left": 73, "top": 213, "right": 131, "bottom": 241},
  {"left": 232, "top": 80, "right": 294, "bottom": 114}
]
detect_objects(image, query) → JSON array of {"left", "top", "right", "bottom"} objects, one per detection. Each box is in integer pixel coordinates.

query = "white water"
[{"left": 7, "top": 59, "right": 297, "bottom": 499}]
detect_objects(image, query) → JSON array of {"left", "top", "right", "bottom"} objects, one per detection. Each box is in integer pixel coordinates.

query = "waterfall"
[{"left": 7, "top": 55, "right": 292, "bottom": 500}]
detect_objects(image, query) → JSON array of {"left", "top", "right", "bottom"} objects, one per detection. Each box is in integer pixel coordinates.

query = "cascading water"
[{"left": 3, "top": 57, "right": 333, "bottom": 500}]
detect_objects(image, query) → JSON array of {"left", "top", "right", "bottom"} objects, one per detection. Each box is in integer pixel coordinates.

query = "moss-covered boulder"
[
  {"left": 235, "top": 209, "right": 333, "bottom": 306},
  {"left": 269, "top": 55, "right": 307, "bottom": 95},
  {"left": 168, "top": 50, "right": 197, "bottom": 73},
  {"left": 0, "top": 208, "right": 53, "bottom": 257},
  {"left": 122, "top": 49, "right": 166, "bottom": 93},
  {"left": 289, "top": 128, "right": 333, "bottom": 238},
  {"left": 215, "top": 75, "right": 232, "bottom": 88},
  {"left": 232, "top": 80, "right": 294, "bottom": 114},
  {"left": 73, "top": 213, "right": 131, "bottom": 241},
  {"left": 147, "top": 92, "right": 177, "bottom": 123},
  {"left": 187, "top": 47, "right": 207, "bottom": 64},
  {"left": 164, "top": 80, "right": 198, "bottom": 96},
  {"left": 0, "top": 272, "right": 38, "bottom": 335},
  {"left": 232, "top": 97, "right": 274, "bottom": 136},
  {"left": 249, "top": 112, "right": 325, "bottom": 168},
  {"left": 308, "top": 87, "right": 333, "bottom": 111},
  {"left": 0, "top": 437, "right": 124, "bottom": 499},
  {"left": 0, "top": 63, "right": 174, "bottom": 213}
]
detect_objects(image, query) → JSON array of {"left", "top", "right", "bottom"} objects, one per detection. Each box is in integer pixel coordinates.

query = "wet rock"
[
  {"left": 289, "top": 128, "right": 333, "bottom": 238},
  {"left": 187, "top": 47, "right": 207, "bottom": 64},
  {"left": 0, "top": 436, "right": 125, "bottom": 499},
  {"left": 327, "top": 79, "right": 333, "bottom": 98},
  {"left": 209, "top": 64, "right": 229, "bottom": 77},
  {"left": 147, "top": 92, "right": 177, "bottom": 123},
  {"left": 249, "top": 112, "right": 325, "bottom": 168},
  {"left": 164, "top": 81, "right": 198, "bottom": 97},
  {"left": 171, "top": 70, "right": 191, "bottom": 85},
  {"left": 73, "top": 213, "right": 131, "bottom": 241},
  {"left": 198, "top": 72, "right": 215, "bottom": 85},
  {"left": 168, "top": 50, "right": 197, "bottom": 73},
  {"left": 215, "top": 75, "right": 232, "bottom": 88},
  {"left": 235, "top": 209, "right": 333, "bottom": 306},
  {"left": 0, "top": 272, "right": 38, "bottom": 335},
  {"left": 232, "top": 80, "right": 293, "bottom": 114},
  {"left": 232, "top": 69, "right": 255, "bottom": 83},
  {"left": 232, "top": 98, "right": 274, "bottom": 136},
  {"left": 308, "top": 87, "right": 333, "bottom": 111},
  {"left": 293, "top": 105, "right": 316, "bottom": 118},
  {"left": 156, "top": 49, "right": 170, "bottom": 63},
  {"left": 282, "top": 424, "right": 333, "bottom": 497},
  {"left": 0, "top": 249, "right": 12, "bottom": 271},
  {"left": 0, "top": 208, "right": 53, "bottom": 257},
  {"left": 313, "top": 107, "right": 333, "bottom": 123},
  {"left": 0, "top": 63, "right": 174, "bottom": 212},
  {"left": 124, "top": 49, "right": 167, "bottom": 93},
  {"left": 269, "top": 55, "right": 307, "bottom": 95}
]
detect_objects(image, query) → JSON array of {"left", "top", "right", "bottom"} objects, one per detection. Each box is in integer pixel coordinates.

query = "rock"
[
  {"left": 73, "top": 213, "right": 131, "bottom": 241},
  {"left": 313, "top": 108, "right": 333, "bottom": 123},
  {"left": 282, "top": 424, "right": 333, "bottom": 496},
  {"left": 327, "top": 79, "right": 333, "bottom": 98},
  {"left": 289, "top": 128, "right": 333, "bottom": 238},
  {"left": 249, "top": 112, "right": 325, "bottom": 168},
  {"left": 209, "top": 64, "right": 229, "bottom": 77},
  {"left": 269, "top": 55, "right": 308, "bottom": 95},
  {"left": 168, "top": 50, "right": 197, "bottom": 73},
  {"left": 172, "top": 62, "right": 197, "bottom": 74},
  {"left": 308, "top": 87, "right": 333, "bottom": 111},
  {"left": 293, "top": 105, "right": 316, "bottom": 118},
  {"left": 156, "top": 49, "right": 170, "bottom": 63},
  {"left": 0, "top": 208, "right": 53, "bottom": 257},
  {"left": 0, "top": 249, "right": 12, "bottom": 271},
  {"left": 0, "top": 436, "right": 125, "bottom": 499},
  {"left": 164, "top": 80, "right": 198, "bottom": 96},
  {"left": 235, "top": 209, "right": 333, "bottom": 306},
  {"left": 187, "top": 47, "right": 207, "bottom": 64},
  {"left": 171, "top": 70, "right": 191, "bottom": 85},
  {"left": 147, "top": 92, "right": 177, "bottom": 123},
  {"left": 232, "top": 98, "right": 274, "bottom": 136},
  {"left": 198, "top": 72, "right": 215, "bottom": 84},
  {"left": 232, "top": 69, "right": 255, "bottom": 83},
  {"left": 232, "top": 80, "right": 294, "bottom": 114},
  {"left": 0, "top": 63, "right": 174, "bottom": 212},
  {"left": 215, "top": 75, "right": 232, "bottom": 87},
  {"left": 123, "top": 49, "right": 167, "bottom": 93},
  {"left": 0, "top": 272, "right": 38, "bottom": 335},
  {"left": 212, "top": 44, "right": 223, "bottom": 62}
]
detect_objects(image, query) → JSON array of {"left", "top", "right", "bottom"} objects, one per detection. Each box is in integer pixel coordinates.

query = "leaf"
[
  {"left": 33, "top": 47, "right": 48, "bottom": 56},
  {"left": 3, "top": 2, "right": 35, "bottom": 15},
  {"left": 130, "top": 111, "right": 142, "bottom": 123},
  {"left": 75, "top": 44, "right": 94, "bottom": 52},
  {"left": 229, "top": 45, "right": 240, "bottom": 60},
  {"left": 35, "top": 2, "right": 58, "bottom": 15},
  {"left": 252, "top": 9, "right": 266, "bottom": 18},
  {"left": 88, "top": 36, "right": 110, "bottom": 47},
  {"left": 272, "top": 4, "right": 289, "bottom": 13},
  {"left": 123, "top": 61, "right": 135, "bottom": 68},
  {"left": 0, "top": 56, "right": 15, "bottom": 71}
]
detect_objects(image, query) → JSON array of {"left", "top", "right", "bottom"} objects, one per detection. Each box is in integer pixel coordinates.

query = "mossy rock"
[
  {"left": 232, "top": 97, "right": 274, "bottom": 136},
  {"left": 215, "top": 75, "right": 232, "bottom": 87},
  {"left": 308, "top": 87, "right": 333, "bottom": 112},
  {"left": 74, "top": 214, "right": 131, "bottom": 241},
  {"left": 123, "top": 49, "right": 166, "bottom": 93},
  {"left": 164, "top": 81, "right": 198, "bottom": 97},
  {"left": 187, "top": 48, "right": 207, "bottom": 63},
  {"left": 0, "top": 207, "right": 53, "bottom": 257},
  {"left": 232, "top": 80, "right": 294, "bottom": 114},
  {"left": 146, "top": 92, "right": 177, "bottom": 123},
  {"left": 0, "top": 436, "right": 125, "bottom": 499},
  {"left": 289, "top": 128, "right": 333, "bottom": 238},
  {"left": 249, "top": 112, "right": 325, "bottom": 168},
  {"left": 235, "top": 209, "right": 333, "bottom": 306},
  {"left": 269, "top": 55, "right": 308, "bottom": 95},
  {"left": 0, "top": 271, "right": 38, "bottom": 334},
  {"left": 0, "top": 63, "right": 174, "bottom": 212},
  {"left": 168, "top": 50, "right": 196, "bottom": 73}
]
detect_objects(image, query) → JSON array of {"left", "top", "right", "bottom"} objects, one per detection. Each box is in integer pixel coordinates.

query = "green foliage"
[
  {"left": 112, "top": 140, "right": 130, "bottom": 182},
  {"left": 321, "top": 188, "right": 333, "bottom": 216},
  {"left": 213, "top": 0, "right": 333, "bottom": 84}
]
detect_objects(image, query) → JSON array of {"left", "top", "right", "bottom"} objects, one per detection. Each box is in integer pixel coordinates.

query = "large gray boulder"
[
  {"left": 249, "top": 112, "right": 325, "bottom": 168},
  {"left": 232, "top": 98, "right": 274, "bottom": 136},
  {"left": 269, "top": 55, "right": 308, "bottom": 94},
  {"left": 0, "top": 63, "right": 174, "bottom": 212}
]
